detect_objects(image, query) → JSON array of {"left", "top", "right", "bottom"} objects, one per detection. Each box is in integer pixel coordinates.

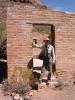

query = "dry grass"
[{"left": 2, "top": 67, "right": 39, "bottom": 95}]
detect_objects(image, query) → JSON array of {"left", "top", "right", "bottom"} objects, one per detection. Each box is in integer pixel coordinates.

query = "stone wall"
[{"left": 7, "top": 4, "right": 75, "bottom": 82}]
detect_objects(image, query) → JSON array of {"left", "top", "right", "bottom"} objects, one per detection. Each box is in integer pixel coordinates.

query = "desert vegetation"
[{"left": 0, "top": 21, "right": 6, "bottom": 59}]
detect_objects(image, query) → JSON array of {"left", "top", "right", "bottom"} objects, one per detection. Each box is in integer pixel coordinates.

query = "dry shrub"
[
  {"left": 2, "top": 67, "right": 39, "bottom": 95},
  {"left": 9, "top": 67, "right": 32, "bottom": 95}
]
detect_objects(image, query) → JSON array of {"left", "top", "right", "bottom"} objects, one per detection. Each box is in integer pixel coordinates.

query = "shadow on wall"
[
  {"left": 27, "top": 58, "right": 33, "bottom": 69},
  {"left": 0, "top": 62, "right": 7, "bottom": 83}
]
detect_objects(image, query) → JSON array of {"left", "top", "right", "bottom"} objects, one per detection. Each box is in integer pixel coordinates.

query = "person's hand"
[
  {"left": 53, "top": 60, "right": 55, "bottom": 64},
  {"left": 32, "top": 42, "right": 36, "bottom": 47}
]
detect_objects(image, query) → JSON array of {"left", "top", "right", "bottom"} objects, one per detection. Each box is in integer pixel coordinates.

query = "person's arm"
[
  {"left": 52, "top": 46, "right": 55, "bottom": 64},
  {"left": 32, "top": 42, "right": 43, "bottom": 48}
]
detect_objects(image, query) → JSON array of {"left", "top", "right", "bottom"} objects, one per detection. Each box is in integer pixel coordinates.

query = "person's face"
[{"left": 45, "top": 40, "right": 50, "bottom": 45}]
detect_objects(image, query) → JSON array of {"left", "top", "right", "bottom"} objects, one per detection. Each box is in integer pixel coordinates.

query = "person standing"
[{"left": 33, "top": 37, "right": 55, "bottom": 82}]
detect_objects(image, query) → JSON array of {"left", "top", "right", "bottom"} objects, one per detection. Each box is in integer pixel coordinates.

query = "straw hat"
[{"left": 43, "top": 37, "right": 50, "bottom": 41}]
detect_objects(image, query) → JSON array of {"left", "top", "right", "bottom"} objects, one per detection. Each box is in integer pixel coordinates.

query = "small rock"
[
  {"left": 54, "top": 81, "right": 60, "bottom": 87},
  {"left": 41, "top": 82, "right": 46, "bottom": 86},
  {"left": 20, "top": 97, "right": 24, "bottom": 100},
  {"left": 28, "top": 91, "right": 33, "bottom": 96},
  {"left": 14, "top": 94, "right": 20, "bottom": 100},
  {"left": 48, "top": 80, "right": 57, "bottom": 87},
  {"left": 11, "top": 92, "right": 16, "bottom": 97},
  {"left": 48, "top": 81, "right": 56, "bottom": 88},
  {"left": 24, "top": 95, "right": 30, "bottom": 100},
  {"left": 38, "top": 82, "right": 46, "bottom": 89}
]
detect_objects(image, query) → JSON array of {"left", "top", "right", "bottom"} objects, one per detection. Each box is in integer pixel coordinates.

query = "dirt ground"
[
  {"left": 0, "top": 84, "right": 75, "bottom": 100},
  {"left": 31, "top": 85, "right": 75, "bottom": 100},
  {"left": 0, "top": 87, "right": 12, "bottom": 100}
]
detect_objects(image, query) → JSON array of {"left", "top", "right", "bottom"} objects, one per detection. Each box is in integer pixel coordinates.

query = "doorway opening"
[
  {"left": 0, "top": 61, "right": 7, "bottom": 83},
  {"left": 32, "top": 23, "right": 56, "bottom": 73},
  {"left": 0, "top": 21, "right": 7, "bottom": 83}
]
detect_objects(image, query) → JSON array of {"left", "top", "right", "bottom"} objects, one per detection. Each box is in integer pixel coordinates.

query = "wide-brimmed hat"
[{"left": 43, "top": 38, "right": 50, "bottom": 41}]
